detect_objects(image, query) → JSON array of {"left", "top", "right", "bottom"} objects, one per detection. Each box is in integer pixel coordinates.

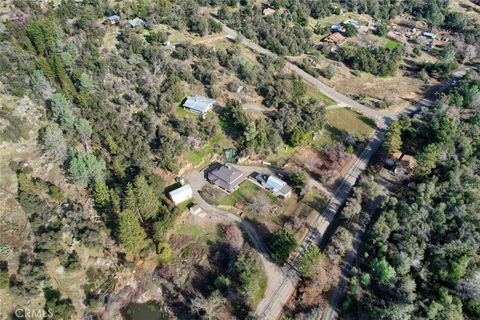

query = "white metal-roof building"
[
  {"left": 183, "top": 96, "right": 215, "bottom": 114},
  {"left": 129, "top": 17, "right": 146, "bottom": 27},
  {"left": 266, "top": 176, "right": 292, "bottom": 198},
  {"left": 168, "top": 184, "right": 193, "bottom": 205}
]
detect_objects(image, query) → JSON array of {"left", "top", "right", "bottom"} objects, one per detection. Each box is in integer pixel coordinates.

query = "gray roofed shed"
[{"left": 183, "top": 96, "right": 215, "bottom": 113}]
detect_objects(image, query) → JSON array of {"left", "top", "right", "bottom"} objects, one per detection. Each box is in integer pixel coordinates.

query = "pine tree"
[
  {"left": 118, "top": 209, "right": 148, "bottom": 257},
  {"left": 384, "top": 120, "right": 403, "bottom": 154},
  {"left": 43, "top": 123, "right": 67, "bottom": 162},
  {"left": 94, "top": 178, "right": 110, "bottom": 208},
  {"left": 50, "top": 93, "right": 76, "bottom": 131},
  {"left": 134, "top": 176, "right": 160, "bottom": 220}
]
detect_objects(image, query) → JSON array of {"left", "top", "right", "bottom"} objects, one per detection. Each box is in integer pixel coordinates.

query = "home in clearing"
[
  {"left": 168, "top": 184, "right": 193, "bottom": 205},
  {"left": 207, "top": 164, "right": 246, "bottom": 193},
  {"left": 263, "top": 8, "right": 276, "bottom": 16},
  {"left": 129, "top": 17, "right": 146, "bottom": 28},
  {"left": 324, "top": 32, "right": 346, "bottom": 44},
  {"left": 104, "top": 15, "right": 121, "bottom": 26},
  {"left": 183, "top": 96, "right": 216, "bottom": 114}
]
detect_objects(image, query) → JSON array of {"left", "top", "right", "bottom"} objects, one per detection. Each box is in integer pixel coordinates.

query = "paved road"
[
  {"left": 202, "top": 17, "right": 478, "bottom": 320},
  {"left": 322, "top": 65, "right": 477, "bottom": 320},
  {"left": 213, "top": 18, "right": 385, "bottom": 122},
  {"left": 255, "top": 124, "right": 386, "bottom": 320}
]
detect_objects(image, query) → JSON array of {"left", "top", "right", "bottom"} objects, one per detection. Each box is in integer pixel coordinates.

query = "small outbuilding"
[
  {"left": 183, "top": 96, "right": 216, "bottom": 114},
  {"left": 168, "top": 184, "right": 193, "bottom": 205},
  {"left": 331, "top": 24, "right": 343, "bottom": 32},
  {"left": 344, "top": 19, "right": 359, "bottom": 28},
  {"left": 422, "top": 32, "right": 437, "bottom": 39},
  {"left": 129, "top": 17, "right": 146, "bottom": 28}
]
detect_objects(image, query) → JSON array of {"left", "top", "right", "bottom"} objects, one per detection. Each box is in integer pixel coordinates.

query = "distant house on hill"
[
  {"left": 331, "top": 24, "right": 343, "bottom": 32},
  {"left": 263, "top": 8, "right": 276, "bottom": 16},
  {"left": 344, "top": 19, "right": 359, "bottom": 29},
  {"left": 104, "top": 15, "right": 121, "bottom": 26},
  {"left": 207, "top": 164, "right": 246, "bottom": 192},
  {"left": 324, "top": 32, "right": 346, "bottom": 44},
  {"left": 422, "top": 32, "right": 437, "bottom": 39},
  {"left": 129, "top": 17, "right": 146, "bottom": 28},
  {"left": 183, "top": 96, "right": 216, "bottom": 114},
  {"left": 168, "top": 184, "right": 193, "bottom": 205}
]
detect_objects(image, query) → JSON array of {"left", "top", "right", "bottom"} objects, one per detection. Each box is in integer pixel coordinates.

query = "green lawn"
[
  {"left": 303, "top": 188, "right": 328, "bottom": 212},
  {"left": 185, "top": 132, "right": 227, "bottom": 166},
  {"left": 326, "top": 108, "right": 376, "bottom": 139},
  {"left": 176, "top": 105, "right": 193, "bottom": 119},
  {"left": 177, "top": 222, "right": 219, "bottom": 244},
  {"left": 217, "top": 181, "right": 267, "bottom": 206},
  {"left": 385, "top": 40, "right": 399, "bottom": 49}
]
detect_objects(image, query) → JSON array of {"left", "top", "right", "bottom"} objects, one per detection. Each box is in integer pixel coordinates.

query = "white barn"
[{"left": 168, "top": 184, "right": 193, "bottom": 205}]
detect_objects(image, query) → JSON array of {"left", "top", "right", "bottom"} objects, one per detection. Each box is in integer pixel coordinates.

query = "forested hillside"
[
  {"left": 346, "top": 70, "right": 480, "bottom": 319},
  {"left": 0, "top": 0, "right": 328, "bottom": 318}
]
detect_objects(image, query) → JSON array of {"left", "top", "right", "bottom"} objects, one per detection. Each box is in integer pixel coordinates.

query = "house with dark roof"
[
  {"left": 207, "top": 164, "right": 246, "bottom": 192},
  {"left": 183, "top": 96, "right": 216, "bottom": 114}
]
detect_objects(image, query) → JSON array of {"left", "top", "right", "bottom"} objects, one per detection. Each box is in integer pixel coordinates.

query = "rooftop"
[
  {"left": 169, "top": 184, "right": 192, "bottom": 198},
  {"left": 324, "top": 32, "right": 345, "bottom": 43},
  {"left": 183, "top": 96, "right": 216, "bottom": 113},
  {"left": 129, "top": 17, "right": 146, "bottom": 27}
]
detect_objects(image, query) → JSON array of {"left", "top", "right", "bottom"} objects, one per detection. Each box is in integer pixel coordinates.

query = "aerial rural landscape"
[{"left": 0, "top": 0, "right": 479, "bottom": 319}]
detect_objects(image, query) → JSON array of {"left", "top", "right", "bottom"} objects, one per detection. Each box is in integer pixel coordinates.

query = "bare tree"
[
  {"left": 246, "top": 193, "right": 275, "bottom": 217},
  {"left": 223, "top": 224, "right": 244, "bottom": 253},
  {"left": 191, "top": 290, "right": 224, "bottom": 320}
]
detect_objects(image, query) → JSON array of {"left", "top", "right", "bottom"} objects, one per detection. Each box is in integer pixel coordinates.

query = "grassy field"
[
  {"left": 326, "top": 108, "right": 376, "bottom": 139},
  {"left": 385, "top": 39, "right": 400, "bottom": 49},
  {"left": 177, "top": 222, "right": 219, "bottom": 245},
  {"left": 185, "top": 132, "right": 228, "bottom": 166},
  {"left": 217, "top": 180, "right": 274, "bottom": 206},
  {"left": 303, "top": 188, "right": 329, "bottom": 212}
]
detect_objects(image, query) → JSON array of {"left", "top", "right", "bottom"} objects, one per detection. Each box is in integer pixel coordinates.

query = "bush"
[
  {"left": 375, "top": 24, "right": 388, "bottom": 37},
  {"left": 270, "top": 228, "right": 297, "bottom": 261},
  {"left": 157, "top": 242, "right": 172, "bottom": 264},
  {"left": 0, "top": 262, "right": 9, "bottom": 289},
  {"left": 298, "top": 246, "right": 323, "bottom": 277},
  {"left": 49, "top": 185, "right": 65, "bottom": 202}
]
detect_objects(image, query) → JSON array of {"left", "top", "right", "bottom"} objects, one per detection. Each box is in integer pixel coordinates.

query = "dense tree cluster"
[
  {"left": 346, "top": 72, "right": 480, "bottom": 319},
  {"left": 334, "top": 45, "right": 403, "bottom": 76},
  {"left": 219, "top": 4, "right": 312, "bottom": 55}
]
